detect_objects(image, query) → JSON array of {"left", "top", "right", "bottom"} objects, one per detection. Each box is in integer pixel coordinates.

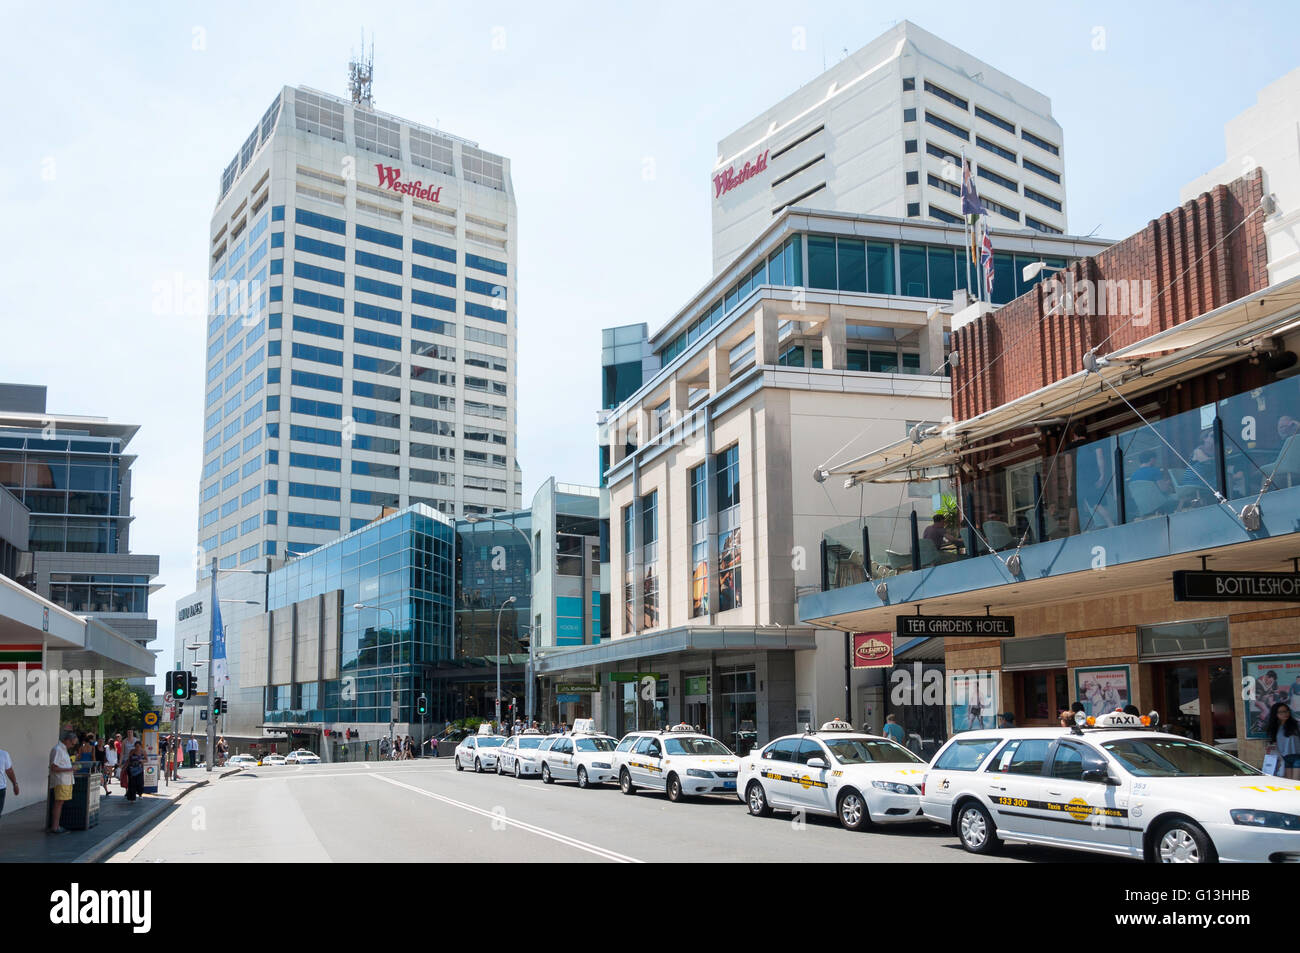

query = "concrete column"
[
  {"left": 920, "top": 305, "right": 946, "bottom": 375},
  {"left": 820, "top": 308, "right": 847, "bottom": 370},
  {"left": 709, "top": 344, "right": 731, "bottom": 394},
  {"left": 753, "top": 302, "right": 779, "bottom": 366},
  {"left": 668, "top": 378, "right": 690, "bottom": 428}
]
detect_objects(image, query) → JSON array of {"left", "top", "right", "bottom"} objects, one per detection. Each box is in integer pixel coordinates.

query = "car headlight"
[
  {"left": 593, "top": 761, "right": 612, "bottom": 769},
  {"left": 1231, "top": 809, "right": 1300, "bottom": 830},
  {"left": 687, "top": 768, "right": 715, "bottom": 779},
  {"left": 872, "top": 780, "right": 919, "bottom": 795}
]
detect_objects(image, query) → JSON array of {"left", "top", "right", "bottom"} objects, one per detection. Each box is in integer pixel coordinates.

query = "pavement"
[
  {"left": 103, "top": 759, "right": 1129, "bottom": 864},
  {"left": 0, "top": 766, "right": 240, "bottom": 863}
]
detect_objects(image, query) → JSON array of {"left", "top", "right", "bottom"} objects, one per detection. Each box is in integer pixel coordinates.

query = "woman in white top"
[{"left": 105, "top": 740, "right": 119, "bottom": 793}]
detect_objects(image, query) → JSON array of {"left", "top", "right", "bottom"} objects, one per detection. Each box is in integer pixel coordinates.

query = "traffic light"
[
  {"left": 171, "top": 669, "right": 189, "bottom": 700},
  {"left": 417, "top": 694, "right": 428, "bottom": 715},
  {"left": 166, "top": 670, "right": 177, "bottom": 697}
]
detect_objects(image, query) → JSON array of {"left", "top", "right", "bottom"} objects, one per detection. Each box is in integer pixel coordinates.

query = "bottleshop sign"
[
  {"left": 375, "top": 164, "right": 443, "bottom": 204},
  {"left": 713, "top": 149, "right": 769, "bottom": 199},
  {"left": 897, "top": 615, "right": 1016, "bottom": 638},
  {"left": 852, "top": 632, "right": 893, "bottom": 669},
  {"left": 1173, "top": 570, "right": 1300, "bottom": 602}
]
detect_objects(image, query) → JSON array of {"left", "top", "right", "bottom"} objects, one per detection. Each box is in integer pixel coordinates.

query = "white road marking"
[{"left": 370, "top": 773, "right": 643, "bottom": 863}]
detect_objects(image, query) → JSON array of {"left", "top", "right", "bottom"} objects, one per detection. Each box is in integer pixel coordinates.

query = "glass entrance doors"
[{"left": 1153, "top": 659, "right": 1235, "bottom": 745}]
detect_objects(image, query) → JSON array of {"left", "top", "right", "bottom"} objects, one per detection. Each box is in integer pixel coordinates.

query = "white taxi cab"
[
  {"left": 538, "top": 722, "right": 620, "bottom": 788},
  {"left": 612, "top": 724, "right": 740, "bottom": 801},
  {"left": 737, "top": 720, "right": 928, "bottom": 831},
  {"left": 454, "top": 728, "right": 507, "bottom": 773},
  {"left": 921, "top": 709, "right": 1300, "bottom": 863},
  {"left": 496, "top": 730, "right": 548, "bottom": 778}
]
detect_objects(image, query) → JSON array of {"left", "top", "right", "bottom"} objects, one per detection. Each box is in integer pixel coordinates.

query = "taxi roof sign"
[
  {"left": 477, "top": 723, "right": 495, "bottom": 736},
  {"left": 667, "top": 723, "right": 699, "bottom": 733},
  {"left": 1075, "top": 709, "right": 1161, "bottom": 730},
  {"left": 819, "top": 719, "right": 854, "bottom": 732},
  {"left": 570, "top": 718, "right": 596, "bottom": 735}
]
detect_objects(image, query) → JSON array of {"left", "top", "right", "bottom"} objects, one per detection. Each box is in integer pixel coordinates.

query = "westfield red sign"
[
  {"left": 712, "top": 149, "right": 769, "bottom": 199},
  {"left": 851, "top": 632, "right": 893, "bottom": 669},
  {"left": 375, "top": 164, "right": 442, "bottom": 204}
]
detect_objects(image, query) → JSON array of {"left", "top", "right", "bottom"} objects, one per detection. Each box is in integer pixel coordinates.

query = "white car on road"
[
  {"left": 613, "top": 724, "right": 740, "bottom": 801},
  {"left": 454, "top": 734, "right": 506, "bottom": 773},
  {"left": 497, "top": 731, "right": 548, "bottom": 778},
  {"left": 227, "top": 754, "right": 257, "bottom": 769},
  {"left": 259, "top": 754, "right": 287, "bottom": 767},
  {"left": 538, "top": 731, "right": 620, "bottom": 788},
  {"left": 738, "top": 720, "right": 928, "bottom": 831},
  {"left": 921, "top": 709, "right": 1300, "bottom": 863},
  {"left": 285, "top": 749, "right": 321, "bottom": 765}
]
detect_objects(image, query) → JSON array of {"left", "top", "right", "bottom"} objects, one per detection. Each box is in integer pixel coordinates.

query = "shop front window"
[{"left": 718, "top": 669, "right": 757, "bottom": 754}]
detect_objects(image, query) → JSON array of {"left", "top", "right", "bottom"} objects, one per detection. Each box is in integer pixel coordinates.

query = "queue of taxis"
[
  {"left": 496, "top": 729, "right": 548, "bottom": 778},
  {"left": 737, "top": 720, "right": 928, "bottom": 830},
  {"left": 920, "top": 709, "right": 1300, "bottom": 863},
  {"left": 537, "top": 722, "right": 621, "bottom": 788},
  {"left": 453, "top": 725, "right": 507, "bottom": 773}
]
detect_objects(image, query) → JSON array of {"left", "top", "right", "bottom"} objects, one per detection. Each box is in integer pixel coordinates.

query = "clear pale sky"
[{"left": 1, "top": 0, "right": 1296, "bottom": 684}]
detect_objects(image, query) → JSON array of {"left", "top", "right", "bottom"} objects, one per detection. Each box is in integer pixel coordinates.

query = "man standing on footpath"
[
  {"left": 186, "top": 734, "right": 198, "bottom": 768},
  {"left": 46, "top": 730, "right": 77, "bottom": 834}
]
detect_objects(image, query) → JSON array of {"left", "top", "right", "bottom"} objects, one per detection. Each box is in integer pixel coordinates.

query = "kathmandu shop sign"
[
  {"left": 852, "top": 632, "right": 893, "bottom": 669},
  {"left": 556, "top": 684, "right": 600, "bottom": 694},
  {"left": 375, "top": 164, "right": 443, "bottom": 204},
  {"left": 1173, "top": 570, "right": 1300, "bottom": 602},
  {"left": 897, "top": 615, "right": 1016, "bottom": 638}
]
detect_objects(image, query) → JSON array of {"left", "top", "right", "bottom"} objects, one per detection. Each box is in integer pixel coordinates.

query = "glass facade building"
[{"left": 263, "top": 504, "right": 454, "bottom": 725}]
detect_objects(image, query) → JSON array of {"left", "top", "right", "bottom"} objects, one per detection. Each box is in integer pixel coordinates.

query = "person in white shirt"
[
  {"left": 0, "top": 747, "right": 18, "bottom": 817},
  {"left": 104, "top": 739, "right": 119, "bottom": 794},
  {"left": 47, "top": 730, "right": 77, "bottom": 833}
]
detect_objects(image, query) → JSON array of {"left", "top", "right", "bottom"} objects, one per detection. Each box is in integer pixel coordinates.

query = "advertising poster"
[
  {"left": 1074, "top": 665, "right": 1132, "bottom": 717},
  {"left": 142, "top": 709, "right": 161, "bottom": 794},
  {"left": 1243, "top": 653, "right": 1300, "bottom": 739},
  {"left": 947, "top": 671, "right": 999, "bottom": 732}
]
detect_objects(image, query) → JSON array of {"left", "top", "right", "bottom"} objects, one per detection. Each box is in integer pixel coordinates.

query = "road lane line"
[{"left": 369, "top": 773, "right": 643, "bottom": 863}]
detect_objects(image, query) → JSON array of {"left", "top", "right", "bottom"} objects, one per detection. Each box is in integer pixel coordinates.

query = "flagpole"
[{"left": 962, "top": 149, "right": 974, "bottom": 301}]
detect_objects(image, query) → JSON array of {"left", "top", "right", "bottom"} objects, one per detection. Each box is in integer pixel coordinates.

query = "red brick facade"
[{"left": 953, "top": 169, "right": 1269, "bottom": 421}]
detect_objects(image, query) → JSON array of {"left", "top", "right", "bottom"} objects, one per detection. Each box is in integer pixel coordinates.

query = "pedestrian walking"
[
  {"left": 105, "top": 737, "right": 119, "bottom": 790},
  {"left": 125, "top": 742, "right": 146, "bottom": 802},
  {"left": 1266, "top": 702, "right": 1300, "bottom": 779},
  {"left": 0, "top": 745, "right": 18, "bottom": 818},
  {"left": 186, "top": 734, "right": 198, "bottom": 768},
  {"left": 94, "top": 737, "right": 109, "bottom": 796},
  {"left": 46, "top": 730, "right": 77, "bottom": 833},
  {"left": 881, "top": 714, "right": 905, "bottom": 744}
]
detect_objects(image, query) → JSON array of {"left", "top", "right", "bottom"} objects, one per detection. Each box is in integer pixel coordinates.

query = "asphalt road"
[{"left": 106, "top": 759, "right": 1124, "bottom": 863}]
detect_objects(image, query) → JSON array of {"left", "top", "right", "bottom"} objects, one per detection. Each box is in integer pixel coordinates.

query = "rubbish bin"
[{"left": 46, "top": 764, "right": 101, "bottom": 831}]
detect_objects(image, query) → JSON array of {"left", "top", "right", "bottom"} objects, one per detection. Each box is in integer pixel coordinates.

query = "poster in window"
[
  {"left": 1242, "top": 653, "right": 1300, "bottom": 740},
  {"left": 718, "top": 526, "right": 741, "bottom": 611},
  {"left": 947, "top": 670, "right": 999, "bottom": 733},
  {"left": 691, "top": 554, "right": 708, "bottom": 616},
  {"left": 1073, "top": 665, "right": 1131, "bottom": 718}
]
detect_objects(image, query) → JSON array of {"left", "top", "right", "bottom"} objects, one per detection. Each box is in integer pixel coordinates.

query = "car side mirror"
[
  {"left": 807, "top": 757, "right": 828, "bottom": 770},
  {"left": 1081, "top": 768, "right": 1118, "bottom": 785}
]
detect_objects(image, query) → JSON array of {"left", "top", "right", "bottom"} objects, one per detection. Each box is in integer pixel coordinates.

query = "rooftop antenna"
[{"left": 348, "top": 30, "right": 374, "bottom": 108}]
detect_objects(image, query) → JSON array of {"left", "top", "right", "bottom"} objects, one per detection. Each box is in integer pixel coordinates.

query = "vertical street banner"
[{"left": 212, "top": 600, "right": 228, "bottom": 687}]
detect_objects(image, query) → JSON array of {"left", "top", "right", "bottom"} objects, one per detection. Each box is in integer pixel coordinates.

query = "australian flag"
[{"left": 961, "top": 159, "right": 987, "bottom": 217}]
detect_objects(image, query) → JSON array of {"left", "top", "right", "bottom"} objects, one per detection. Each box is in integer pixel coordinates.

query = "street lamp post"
[
  {"left": 354, "top": 602, "right": 396, "bottom": 756},
  {"left": 495, "top": 596, "right": 516, "bottom": 728},
  {"left": 466, "top": 515, "right": 536, "bottom": 722}
]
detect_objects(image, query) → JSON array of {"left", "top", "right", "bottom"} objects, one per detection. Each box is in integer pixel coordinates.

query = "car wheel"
[
  {"left": 577, "top": 766, "right": 589, "bottom": 789},
  {"left": 956, "top": 801, "right": 1001, "bottom": 855},
  {"left": 496, "top": 759, "right": 503, "bottom": 775},
  {"left": 474, "top": 758, "right": 482, "bottom": 774},
  {"left": 620, "top": 768, "right": 636, "bottom": 795},
  {"left": 514, "top": 761, "right": 521, "bottom": 779},
  {"left": 666, "top": 773, "right": 686, "bottom": 803},
  {"left": 455, "top": 755, "right": 463, "bottom": 772},
  {"left": 542, "top": 763, "right": 554, "bottom": 784},
  {"left": 837, "top": 790, "right": 870, "bottom": 832},
  {"left": 746, "top": 781, "right": 772, "bottom": 818},
  {"left": 1153, "top": 819, "right": 1217, "bottom": 864}
]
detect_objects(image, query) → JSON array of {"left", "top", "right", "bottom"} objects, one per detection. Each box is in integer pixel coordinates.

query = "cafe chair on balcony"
[
  {"left": 1261, "top": 434, "right": 1300, "bottom": 489},
  {"left": 1127, "top": 479, "right": 1172, "bottom": 520},
  {"left": 981, "top": 520, "right": 1013, "bottom": 552},
  {"left": 885, "top": 549, "right": 913, "bottom": 572}
]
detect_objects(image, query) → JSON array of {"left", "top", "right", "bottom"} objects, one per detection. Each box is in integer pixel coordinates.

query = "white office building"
[
  {"left": 710, "top": 20, "right": 1068, "bottom": 273},
  {"left": 196, "top": 84, "right": 522, "bottom": 578}
]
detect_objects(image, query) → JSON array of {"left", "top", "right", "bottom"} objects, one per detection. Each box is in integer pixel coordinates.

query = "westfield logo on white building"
[
  {"left": 712, "top": 149, "right": 769, "bottom": 199},
  {"left": 374, "top": 164, "right": 442, "bottom": 204}
]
